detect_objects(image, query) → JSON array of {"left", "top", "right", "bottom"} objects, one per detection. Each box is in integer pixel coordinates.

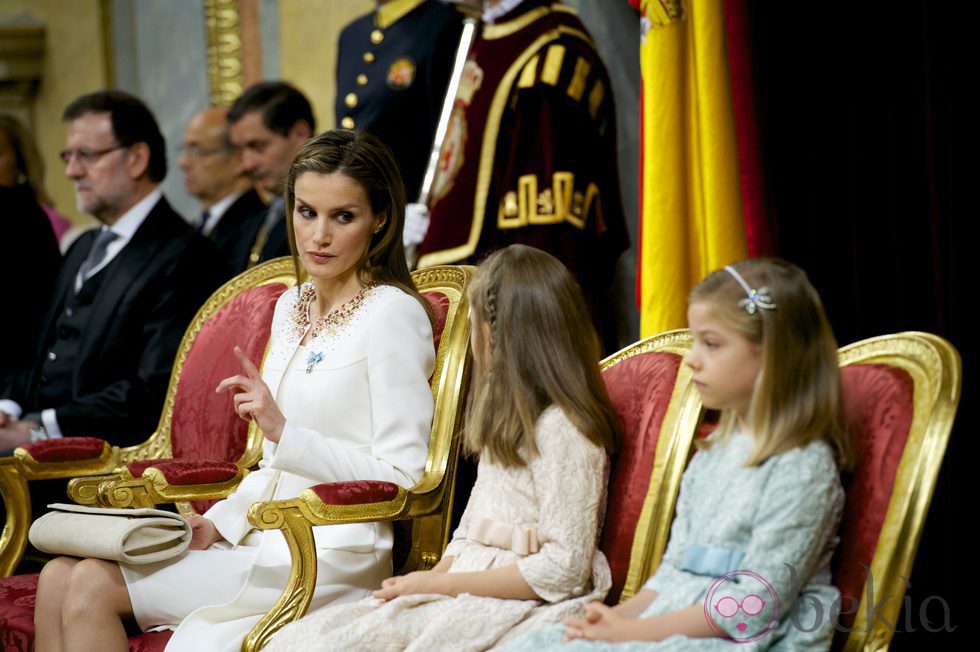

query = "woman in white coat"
[{"left": 33, "top": 129, "right": 436, "bottom": 652}]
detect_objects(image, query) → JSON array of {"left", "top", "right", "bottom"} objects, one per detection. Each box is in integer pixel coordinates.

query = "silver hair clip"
[{"left": 724, "top": 265, "right": 776, "bottom": 315}]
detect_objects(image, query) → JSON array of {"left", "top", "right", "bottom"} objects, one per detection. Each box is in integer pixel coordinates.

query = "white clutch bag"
[{"left": 29, "top": 503, "right": 192, "bottom": 565}]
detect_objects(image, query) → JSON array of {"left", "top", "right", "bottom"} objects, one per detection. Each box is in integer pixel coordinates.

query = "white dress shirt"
[{"left": 200, "top": 189, "right": 245, "bottom": 236}]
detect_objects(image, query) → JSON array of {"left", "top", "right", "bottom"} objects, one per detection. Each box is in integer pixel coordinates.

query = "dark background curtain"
[{"left": 745, "top": 2, "right": 969, "bottom": 646}]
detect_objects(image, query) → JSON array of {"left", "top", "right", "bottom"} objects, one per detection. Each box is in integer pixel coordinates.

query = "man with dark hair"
[
  {"left": 228, "top": 81, "right": 315, "bottom": 267},
  {"left": 180, "top": 106, "right": 267, "bottom": 275},
  {"left": 0, "top": 89, "right": 223, "bottom": 450}
]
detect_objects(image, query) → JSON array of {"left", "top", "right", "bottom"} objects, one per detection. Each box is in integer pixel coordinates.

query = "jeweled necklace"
[{"left": 292, "top": 284, "right": 375, "bottom": 343}]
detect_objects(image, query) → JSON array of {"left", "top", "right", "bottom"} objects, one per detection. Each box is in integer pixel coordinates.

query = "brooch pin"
[{"left": 305, "top": 350, "right": 324, "bottom": 374}]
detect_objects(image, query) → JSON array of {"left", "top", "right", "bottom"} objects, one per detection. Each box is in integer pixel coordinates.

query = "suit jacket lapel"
[
  {"left": 25, "top": 231, "right": 96, "bottom": 393},
  {"left": 76, "top": 199, "right": 174, "bottom": 378}
]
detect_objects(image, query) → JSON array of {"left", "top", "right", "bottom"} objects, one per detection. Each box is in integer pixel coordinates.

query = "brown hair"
[
  {"left": 284, "top": 129, "right": 431, "bottom": 320},
  {"left": 689, "top": 259, "right": 852, "bottom": 469},
  {"left": 464, "top": 245, "right": 619, "bottom": 466},
  {"left": 0, "top": 114, "right": 52, "bottom": 204}
]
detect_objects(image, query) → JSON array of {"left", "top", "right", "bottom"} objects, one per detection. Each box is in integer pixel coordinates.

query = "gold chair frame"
[
  {"left": 835, "top": 332, "right": 960, "bottom": 651},
  {"left": 241, "top": 264, "right": 473, "bottom": 651},
  {"left": 0, "top": 258, "right": 297, "bottom": 576},
  {"left": 624, "top": 331, "right": 959, "bottom": 650},
  {"left": 598, "top": 328, "right": 703, "bottom": 602}
]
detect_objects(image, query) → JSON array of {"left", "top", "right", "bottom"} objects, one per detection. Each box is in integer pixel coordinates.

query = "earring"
[{"left": 374, "top": 226, "right": 382, "bottom": 234}]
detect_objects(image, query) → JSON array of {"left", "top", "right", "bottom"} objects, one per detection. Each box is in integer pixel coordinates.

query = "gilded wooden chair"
[
  {"left": 830, "top": 332, "right": 959, "bottom": 651},
  {"left": 595, "top": 329, "right": 702, "bottom": 604},
  {"left": 239, "top": 264, "right": 473, "bottom": 651},
  {"left": 0, "top": 257, "right": 297, "bottom": 577},
  {"left": 0, "top": 265, "right": 472, "bottom": 651},
  {"left": 624, "top": 331, "right": 959, "bottom": 650}
]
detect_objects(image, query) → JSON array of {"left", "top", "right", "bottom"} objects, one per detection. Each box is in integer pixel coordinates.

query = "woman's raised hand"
[{"left": 215, "top": 346, "right": 286, "bottom": 443}]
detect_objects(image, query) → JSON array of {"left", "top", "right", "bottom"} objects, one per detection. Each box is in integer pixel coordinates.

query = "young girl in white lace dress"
[
  {"left": 265, "top": 244, "right": 621, "bottom": 651},
  {"left": 501, "top": 259, "right": 853, "bottom": 651}
]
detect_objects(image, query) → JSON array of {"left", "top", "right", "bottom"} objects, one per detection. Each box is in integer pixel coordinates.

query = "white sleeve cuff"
[
  {"left": 41, "top": 409, "right": 63, "bottom": 438},
  {"left": 0, "top": 400, "right": 23, "bottom": 420}
]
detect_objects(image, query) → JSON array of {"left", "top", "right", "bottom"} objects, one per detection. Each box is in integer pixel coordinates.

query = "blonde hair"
[
  {"left": 690, "top": 259, "right": 852, "bottom": 469},
  {"left": 464, "top": 245, "right": 619, "bottom": 466}
]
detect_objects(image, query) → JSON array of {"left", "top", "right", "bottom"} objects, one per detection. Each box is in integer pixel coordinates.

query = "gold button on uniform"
[
  {"left": 357, "top": 74, "right": 368, "bottom": 86},
  {"left": 363, "top": 52, "right": 375, "bottom": 63},
  {"left": 341, "top": 117, "right": 355, "bottom": 129},
  {"left": 345, "top": 92, "right": 358, "bottom": 108},
  {"left": 370, "top": 29, "right": 384, "bottom": 44}
]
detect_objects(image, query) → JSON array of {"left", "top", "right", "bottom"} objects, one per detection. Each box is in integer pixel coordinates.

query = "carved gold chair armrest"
[
  {"left": 68, "top": 458, "right": 250, "bottom": 511},
  {"left": 242, "top": 480, "right": 425, "bottom": 652}
]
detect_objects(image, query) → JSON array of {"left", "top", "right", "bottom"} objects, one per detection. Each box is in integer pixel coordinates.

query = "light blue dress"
[{"left": 498, "top": 431, "right": 844, "bottom": 651}]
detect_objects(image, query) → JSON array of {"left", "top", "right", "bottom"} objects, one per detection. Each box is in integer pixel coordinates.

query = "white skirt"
[{"left": 121, "top": 529, "right": 390, "bottom": 652}]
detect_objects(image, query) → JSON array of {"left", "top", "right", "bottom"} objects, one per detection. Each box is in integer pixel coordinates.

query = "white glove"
[{"left": 403, "top": 202, "right": 431, "bottom": 248}]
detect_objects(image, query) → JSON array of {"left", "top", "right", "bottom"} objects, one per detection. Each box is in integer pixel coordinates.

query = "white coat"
[{"left": 120, "top": 283, "right": 435, "bottom": 652}]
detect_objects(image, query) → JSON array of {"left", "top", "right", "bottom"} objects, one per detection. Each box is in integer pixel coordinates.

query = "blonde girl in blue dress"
[{"left": 502, "top": 259, "right": 853, "bottom": 651}]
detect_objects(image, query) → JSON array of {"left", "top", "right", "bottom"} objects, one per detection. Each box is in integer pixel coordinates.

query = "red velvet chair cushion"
[
  {"left": 0, "top": 573, "right": 37, "bottom": 651},
  {"left": 127, "top": 630, "right": 173, "bottom": 651},
  {"left": 0, "top": 574, "right": 173, "bottom": 652},
  {"left": 310, "top": 480, "right": 400, "bottom": 505},
  {"left": 832, "top": 364, "right": 915, "bottom": 631},
  {"left": 598, "top": 351, "right": 682, "bottom": 604},
  {"left": 422, "top": 291, "right": 449, "bottom": 354},
  {"left": 19, "top": 437, "right": 106, "bottom": 463},
  {"left": 169, "top": 283, "right": 286, "bottom": 464},
  {"left": 126, "top": 459, "right": 239, "bottom": 485}
]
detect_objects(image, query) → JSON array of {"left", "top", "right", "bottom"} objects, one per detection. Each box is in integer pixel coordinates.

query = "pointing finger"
[{"left": 234, "top": 346, "right": 261, "bottom": 379}]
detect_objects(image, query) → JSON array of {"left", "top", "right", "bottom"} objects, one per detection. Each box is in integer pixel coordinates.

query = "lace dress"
[
  {"left": 498, "top": 431, "right": 845, "bottom": 652},
  {"left": 265, "top": 405, "right": 613, "bottom": 652}
]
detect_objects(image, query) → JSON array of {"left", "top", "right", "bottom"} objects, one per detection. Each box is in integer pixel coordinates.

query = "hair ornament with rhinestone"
[{"left": 724, "top": 265, "right": 777, "bottom": 314}]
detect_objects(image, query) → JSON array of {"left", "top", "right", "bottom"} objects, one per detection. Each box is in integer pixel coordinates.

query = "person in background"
[
  {"left": 179, "top": 106, "right": 268, "bottom": 275},
  {"left": 228, "top": 81, "right": 314, "bottom": 268},
  {"left": 335, "top": 0, "right": 463, "bottom": 200},
  {"left": 0, "top": 90, "right": 224, "bottom": 452},
  {"left": 410, "top": 0, "right": 630, "bottom": 352},
  {"left": 0, "top": 115, "right": 61, "bottom": 386},
  {"left": 0, "top": 114, "right": 71, "bottom": 244}
]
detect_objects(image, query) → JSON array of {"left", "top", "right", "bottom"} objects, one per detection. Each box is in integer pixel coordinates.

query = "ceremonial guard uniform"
[
  {"left": 418, "top": 0, "right": 629, "bottom": 344},
  {"left": 336, "top": 0, "right": 463, "bottom": 198}
]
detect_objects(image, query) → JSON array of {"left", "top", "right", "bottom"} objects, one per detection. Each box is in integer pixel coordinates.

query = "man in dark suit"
[
  {"left": 179, "top": 106, "right": 267, "bottom": 275},
  {"left": 227, "top": 81, "right": 315, "bottom": 268},
  {"left": 0, "top": 90, "right": 224, "bottom": 450}
]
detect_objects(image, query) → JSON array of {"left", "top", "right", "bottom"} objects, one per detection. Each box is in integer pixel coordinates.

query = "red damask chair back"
[
  {"left": 166, "top": 263, "right": 294, "bottom": 513},
  {"left": 598, "top": 330, "right": 702, "bottom": 604},
  {"left": 831, "top": 333, "right": 959, "bottom": 651}
]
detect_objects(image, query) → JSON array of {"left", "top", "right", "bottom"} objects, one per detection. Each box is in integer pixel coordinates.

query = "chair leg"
[
  {"left": 243, "top": 507, "right": 317, "bottom": 652},
  {"left": 0, "top": 460, "right": 31, "bottom": 577}
]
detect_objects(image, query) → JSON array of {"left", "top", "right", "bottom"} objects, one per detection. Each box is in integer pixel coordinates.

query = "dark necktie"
[
  {"left": 198, "top": 210, "right": 210, "bottom": 234},
  {"left": 78, "top": 229, "right": 120, "bottom": 283}
]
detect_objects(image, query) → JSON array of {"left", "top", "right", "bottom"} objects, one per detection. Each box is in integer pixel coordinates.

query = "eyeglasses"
[
  {"left": 59, "top": 145, "right": 128, "bottom": 167},
  {"left": 715, "top": 595, "right": 766, "bottom": 618},
  {"left": 179, "top": 145, "right": 230, "bottom": 160}
]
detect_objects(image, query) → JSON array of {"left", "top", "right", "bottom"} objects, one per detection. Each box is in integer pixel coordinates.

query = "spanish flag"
[{"left": 637, "top": 0, "right": 749, "bottom": 337}]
